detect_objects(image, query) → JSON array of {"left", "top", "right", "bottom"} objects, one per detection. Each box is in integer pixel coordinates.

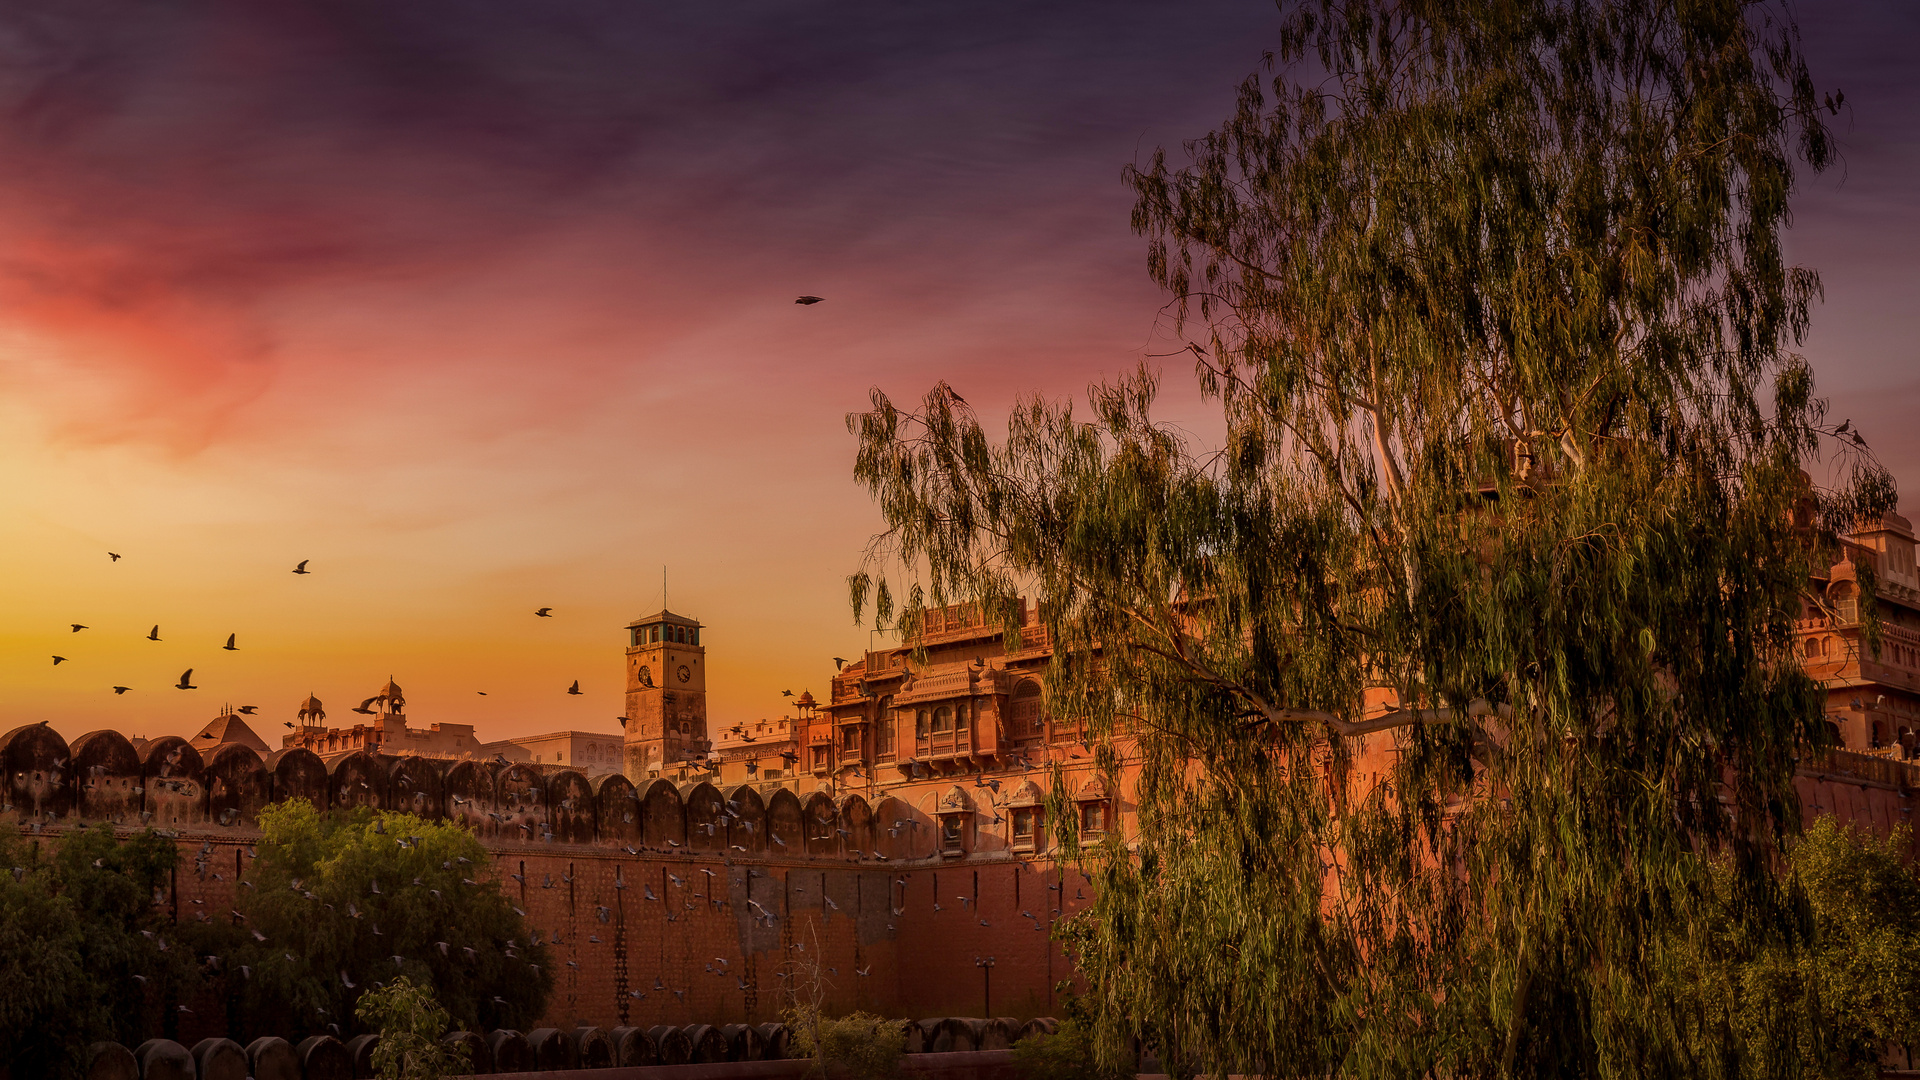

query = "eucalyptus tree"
[{"left": 847, "top": 1, "right": 1894, "bottom": 1076}]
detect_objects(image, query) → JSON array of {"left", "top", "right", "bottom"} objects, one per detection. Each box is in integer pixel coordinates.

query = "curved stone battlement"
[{"left": 2, "top": 725, "right": 927, "bottom": 859}]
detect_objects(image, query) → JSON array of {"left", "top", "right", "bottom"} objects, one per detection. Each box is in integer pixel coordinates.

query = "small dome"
[
  {"left": 300, "top": 694, "right": 323, "bottom": 712},
  {"left": 796, "top": 690, "right": 816, "bottom": 707},
  {"left": 381, "top": 678, "right": 403, "bottom": 698}
]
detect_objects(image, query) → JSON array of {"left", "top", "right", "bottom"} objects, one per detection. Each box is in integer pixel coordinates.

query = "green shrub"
[
  {"left": 354, "top": 976, "right": 470, "bottom": 1080},
  {"left": 786, "top": 1006, "right": 904, "bottom": 1080}
]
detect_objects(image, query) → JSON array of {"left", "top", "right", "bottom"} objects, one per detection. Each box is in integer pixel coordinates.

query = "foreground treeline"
[{"left": 0, "top": 802, "right": 550, "bottom": 1077}]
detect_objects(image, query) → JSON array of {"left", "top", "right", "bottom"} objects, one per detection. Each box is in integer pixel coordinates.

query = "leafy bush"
[
  {"left": 355, "top": 977, "right": 470, "bottom": 1080},
  {"left": 786, "top": 1005, "right": 904, "bottom": 1080}
]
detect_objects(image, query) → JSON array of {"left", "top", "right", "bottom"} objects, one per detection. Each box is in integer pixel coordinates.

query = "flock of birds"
[
  {"left": 46, "top": 553, "right": 317, "bottom": 698},
  {"left": 47, "top": 551, "right": 598, "bottom": 707}
]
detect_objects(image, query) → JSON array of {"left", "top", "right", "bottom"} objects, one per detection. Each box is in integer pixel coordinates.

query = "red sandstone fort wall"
[{"left": 6, "top": 721, "right": 1912, "bottom": 1050}]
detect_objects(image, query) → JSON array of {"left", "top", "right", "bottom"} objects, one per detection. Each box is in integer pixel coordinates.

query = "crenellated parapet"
[{"left": 2, "top": 724, "right": 923, "bottom": 860}]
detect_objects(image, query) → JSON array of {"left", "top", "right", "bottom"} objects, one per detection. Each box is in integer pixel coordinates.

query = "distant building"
[
  {"left": 276, "top": 680, "right": 482, "bottom": 761},
  {"left": 480, "top": 729, "right": 625, "bottom": 774},
  {"left": 1802, "top": 511, "right": 1920, "bottom": 753}
]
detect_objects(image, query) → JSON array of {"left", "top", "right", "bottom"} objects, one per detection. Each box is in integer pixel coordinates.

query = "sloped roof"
[{"left": 192, "top": 712, "right": 270, "bottom": 753}]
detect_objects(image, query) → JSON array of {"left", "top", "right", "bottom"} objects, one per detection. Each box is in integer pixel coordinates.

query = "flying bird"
[
  {"left": 477, "top": 691, "right": 488, "bottom": 695},
  {"left": 222, "top": 634, "right": 238, "bottom": 651},
  {"left": 292, "top": 560, "right": 310, "bottom": 574},
  {"left": 832, "top": 657, "right": 847, "bottom": 668},
  {"left": 567, "top": 680, "right": 582, "bottom": 695},
  {"left": 237, "top": 705, "right": 257, "bottom": 714},
  {"left": 535, "top": 607, "right": 553, "bottom": 617},
  {"left": 147, "top": 625, "right": 161, "bottom": 641},
  {"left": 108, "top": 552, "right": 121, "bottom": 561},
  {"left": 795, "top": 295, "right": 824, "bottom": 305},
  {"left": 781, "top": 689, "right": 793, "bottom": 697},
  {"left": 113, "top": 686, "right": 131, "bottom": 695},
  {"left": 176, "top": 669, "right": 197, "bottom": 690},
  {"left": 52, "top": 656, "right": 67, "bottom": 665},
  {"left": 70, "top": 624, "right": 88, "bottom": 633}
]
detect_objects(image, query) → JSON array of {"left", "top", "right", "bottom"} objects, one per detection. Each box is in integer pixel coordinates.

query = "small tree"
[
  {"left": 1793, "top": 816, "right": 1920, "bottom": 1067},
  {"left": 231, "top": 800, "right": 551, "bottom": 1039},
  {"left": 354, "top": 977, "right": 470, "bottom": 1080}
]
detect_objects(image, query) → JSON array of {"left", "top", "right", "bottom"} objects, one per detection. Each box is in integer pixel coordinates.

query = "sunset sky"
[{"left": 2, "top": 1, "right": 1915, "bottom": 747}]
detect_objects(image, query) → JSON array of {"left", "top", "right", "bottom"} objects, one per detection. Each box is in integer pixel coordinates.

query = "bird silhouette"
[
  {"left": 795, "top": 295, "right": 824, "bottom": 305},
  {"left": 781, "top": 689, "right": 794, "bottom": 697},
  {"left": 147, "top": 625, "right": 161, "bottom": 641},
  {"left": 237, "top": 705, "right": 257, "bottom": 714},
  {"left": 567, "top": 680, "right": 582, "bottom": 695},
  {"left": 176, "top": 669, "right": 197, "bottom": 690},
  {"left": 113, "top": 686, "right": 131, "bottom": 695},
  {"left": 535, "top": 607, "right": 553, "bottom": 617},
  {"left": 222, "top": 634, "right": 237, "bottom": 651},
  {"left": 833, "top": 657, "right": 847, "bottom": 667},
  {"left": 52, "top": 656, "right": 67, "bottom": 665},
  {"left": 108, "top": 552, "right": 121, "bottom": 561},
  {"left": 477, "top": 691, "right": 488, "bottom": 695},
  {"left": 292, "top": 560, "right": 310, "bottom": 574},
  {"left": 70, "top": 624, "right": 88, "bottom": 633}
]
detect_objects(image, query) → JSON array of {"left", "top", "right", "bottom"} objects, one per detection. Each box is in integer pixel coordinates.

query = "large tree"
[{"left": 848, "top": 1, "right": 1895, "bottom": 1077}]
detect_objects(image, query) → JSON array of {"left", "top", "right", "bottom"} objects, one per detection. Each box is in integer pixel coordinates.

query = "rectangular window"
[
  {"left": 877, "top": 717, "right": 895, "bottom": 758},
  {"left": 812, "top": 747, "right": 829, "bottom": 771},
  {"left": 842, "top": 727, "right": 860, "bottom": 753},
  {"left": 1012, "top": 808, "right": 1037, "bottom": 840},
  {"left": 916, "top": 710, "right": 928, "bottom": 738},
  {"left": 1080, "top": 802, "right": 1107, "bottom": 835},
  {"left": 940, "top": 815, "right": 964, "bottom": 851}
]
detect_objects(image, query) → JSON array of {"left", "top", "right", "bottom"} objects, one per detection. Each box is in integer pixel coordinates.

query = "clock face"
[{"left": 677, "top": 664, "right": 692, "bottom": 684}]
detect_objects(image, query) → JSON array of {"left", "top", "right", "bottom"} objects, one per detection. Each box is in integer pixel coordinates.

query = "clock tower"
[{"left": 622, "top": 609, "right": 709, "bottom": 778}]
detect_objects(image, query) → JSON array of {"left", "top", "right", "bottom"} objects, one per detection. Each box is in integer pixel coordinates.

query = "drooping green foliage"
[
  {"left": 846, "top": 2, "right": 1896, "bottom": 1077},
  {"left": 229, "top": 800, "right": 552, "bottom": 1039},
  {"left": 355, "top": 976, "right": 472, "bottom": 1080}
]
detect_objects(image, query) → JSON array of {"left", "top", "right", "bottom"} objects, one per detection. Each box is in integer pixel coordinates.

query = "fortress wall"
[
  {"left": 1, "top": 724, "right": 1066, "bottom": 1043},
  {"left": 10, "top": 721, "right": 1912, "bottom": 1047}
]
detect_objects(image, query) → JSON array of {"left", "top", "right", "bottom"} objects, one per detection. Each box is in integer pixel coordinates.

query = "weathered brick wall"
[
  {"left": 8, "top": 720, "right": 1912, "bottom": 1051},
  {"left": 2, "top": 724, "right": 1078, "bottom": 1046}
]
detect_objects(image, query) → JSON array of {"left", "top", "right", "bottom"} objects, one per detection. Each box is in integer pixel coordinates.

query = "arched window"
[{"left": 932, "top": 706, "right": 954, "bottom": 734}]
